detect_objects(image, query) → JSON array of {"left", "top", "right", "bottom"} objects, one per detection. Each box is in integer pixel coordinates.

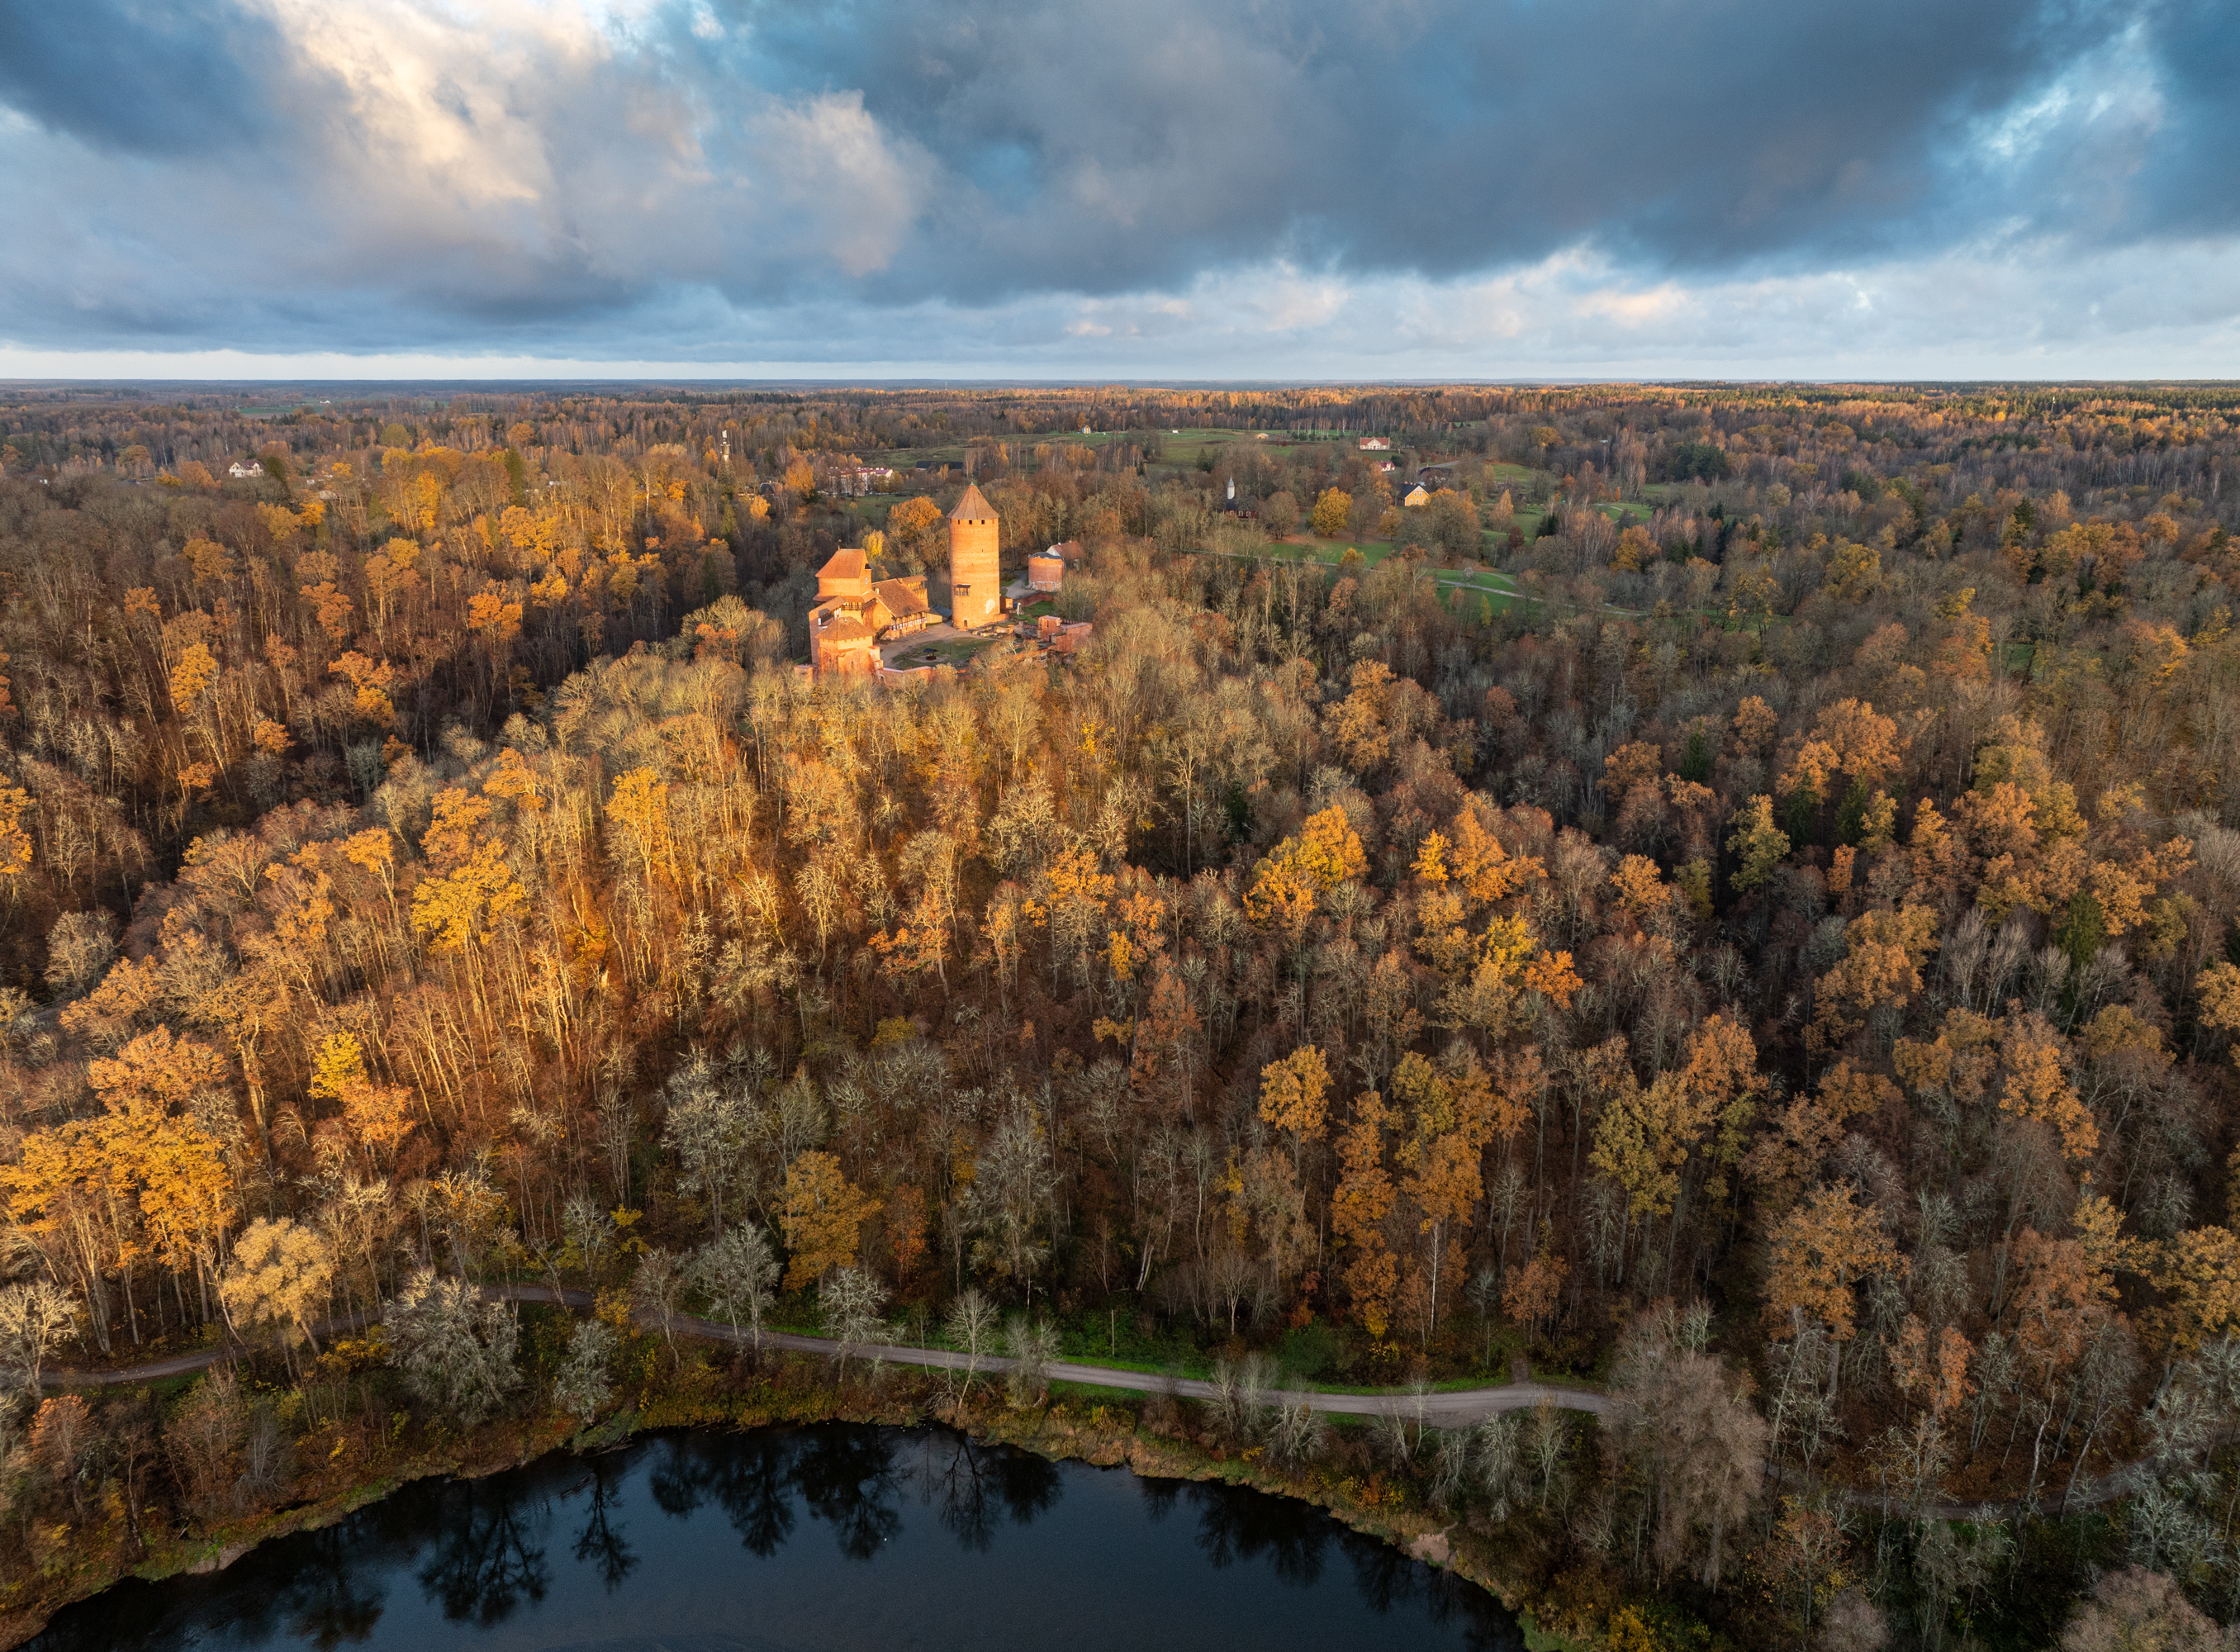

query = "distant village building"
[
  {"left": 228, "top": 460, "right": 264, "bottom": 479},
  {"left": 948, "top": 482, "right": 1002, "bottom": 629},
  {"left": 1359, "top": 437, "right": 1391, "bottom": 451},
  {"left": 1403, "top": 483, "right": 1431, "bottom": 507}
]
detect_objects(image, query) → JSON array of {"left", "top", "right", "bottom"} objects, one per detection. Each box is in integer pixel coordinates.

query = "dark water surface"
[{"left": 30, "top": 1426, "right": 1521, "bottom": 1651}]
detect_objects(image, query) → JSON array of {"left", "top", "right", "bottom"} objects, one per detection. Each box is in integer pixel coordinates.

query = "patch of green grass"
[
  {"left": 1260, "top": 537, "right": 1401, "bottom": 566},
  {"left": 1278, "top": 1322, "right": 1341, "bottom": 1379},
  {"left": 1044, "top": 1378, "right": 1154, "bottom": 1406},
  {"left": 1306, "top": 1375, "right": 1530, "bottom": 1396},
  {"left": 888, "top": 634, "right": 999, "bottom": 669},
  {"left": 1519, "top": 1611, "right": 1590, "bottom": 1652},
  {"left": 1440, "top": 582, "right": 1523, "bottom": 620},
  {"left": 1055, "top": 1308, "right": 1212, "bottom": 1376}
]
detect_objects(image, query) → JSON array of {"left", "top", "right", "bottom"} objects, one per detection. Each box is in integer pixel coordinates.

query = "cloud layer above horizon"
[{"left": 1, "top": 0, "right": 2237, "bottom": 377}]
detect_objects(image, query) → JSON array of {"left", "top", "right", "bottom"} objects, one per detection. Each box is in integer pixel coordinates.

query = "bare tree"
[
  {"left": 385, "top": 1270, "right": 521, "bottom": 1430},
  {"left": 0, "top": 1281, "right": 78, "bottom": 1396},
  {"left": 163, "top": 1370, "right": 246, "bottom": 1519},
  {"left": 1003, "top": 1313, "right": 1059, "bottom": 1408},
  {"left": 820, "top": 1266, "right": 893, "bottom": 1378},
  {"left": 1210, "top": 1352, "right": 1275, "bottom": 1445},
  {"left": 1475, "top": 1411, "right": 1524, "bottom": 1521},
  {"left": 630, "top": 1247, "right": 686, "bottom": 1364},
  {"left": 662, "top": 1056, "right": 757, "bottom": 1237},
  {"left": 943, "top": 1288, "right": 999, "bottom": 1396},
  {"left": 1264, "top": 1401, "right": 1328, "bottom": 1474},
  {"left": 553, "top": 1317, "right": 617, "bottom": 1426},
  {"left": 2059, "top": 1567, "right": 2221, "bottom": 1652},
  {"left": 1604, "top": 1303, "right": 1768, "bottom": 1585},
  {"left": 689, "top": 1227, "right": 779, "bottom": 1352}
]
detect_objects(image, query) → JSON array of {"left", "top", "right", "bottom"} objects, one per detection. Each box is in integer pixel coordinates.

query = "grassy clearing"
[
  {"left": 1267, "top": 535, "right": 1401, "bottom": 565},
  {"left": 1440, "top": 582, "right": 1525, "bottom": 620},
  {"left": 885, "top": 634, "right": 999, "bottom": 669}
]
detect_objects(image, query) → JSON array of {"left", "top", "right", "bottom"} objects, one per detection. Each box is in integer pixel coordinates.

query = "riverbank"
[{"left": 0, "top": 1336, "right": 1602, "bottom": 1651}]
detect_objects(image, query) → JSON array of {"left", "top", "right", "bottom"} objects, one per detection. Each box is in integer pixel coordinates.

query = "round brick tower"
[{"left": 947, "top": 482, "right": 1001, "bottom": 629}]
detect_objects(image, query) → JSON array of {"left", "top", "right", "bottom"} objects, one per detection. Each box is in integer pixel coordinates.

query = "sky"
[{"left": 1, "top": 0, "right": 2237, "bottom": 382}]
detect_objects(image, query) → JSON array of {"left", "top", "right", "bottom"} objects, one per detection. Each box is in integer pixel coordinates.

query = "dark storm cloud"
[
  {"left": 0, "top": 0, "right": 2230, "bottom": 358},
  {"left": 0, "top": 0, "right": 285, "bottom": 154},
  {"left": 2110, "top": 0, "right": 2240, "bottom": 241},
  {"left": 743, "top": 0, "right": 2084, "bottom": 298}
]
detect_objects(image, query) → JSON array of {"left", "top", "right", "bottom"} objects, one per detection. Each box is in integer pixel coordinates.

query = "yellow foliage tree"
[
  {"left": 1244, "top": 806, "right": 1365, "bottom": 938},
  {"left": 88, "top": 1025, "right": 228, "bottom": 1117},
  {"left": 1809, "top": 905, "right": 1938, "bottom": 1056},
  {"left": 778, "top": 1151, "right": 882, "bottom": 1292},
  {"left": 411, "top": 788, "right": 526, "bottom": 952},
  {"left": 1609, "top": 854, "right": 1668, "bottom": 924},
  {"left": 2152, "top": 1226, "right": 2240, "bottom": 1354},
  {"left": 1999, "top": 1013, "right": 2098, "bottom": 1163},
  {"left": 1725, "top": 795, "right": 1791, "bottom": 890},
  {"left": 1448, "top": 808, "right": 1541, "bottom": 905},
  {"left": 221, "top": 1217, "right": 336, "bottom": 1369},
  {"left": 1258, "top": 1045, "right": 1331, "bottom": 1173},
  {"left": 0, "top": 784, "right": 31, "bottom": 884},
  {"left": 1766, "top": 1184, "right": 1901, "bottom": 1355},
  {"left": 1331, "top": 1091, "right": 1397, "bottom": 1336},
  {"left": 167, "top": 643, "right": 218, "bottom": 712},
  {"left": 605, "top": 767, "right": 674, "bottom": 884}
]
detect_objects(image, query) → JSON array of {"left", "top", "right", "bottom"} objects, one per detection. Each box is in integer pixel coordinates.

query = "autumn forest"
[{"left": 2, "top": 379, "right": 2240, "bottom": 1650}]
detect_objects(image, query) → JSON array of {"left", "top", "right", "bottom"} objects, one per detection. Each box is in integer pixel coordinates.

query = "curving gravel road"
[{"left": 40, "top": 1284, "right": 1607, "bottom": 1423}]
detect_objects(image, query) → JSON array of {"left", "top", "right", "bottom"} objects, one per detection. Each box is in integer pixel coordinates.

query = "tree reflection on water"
[
  {"left": 638, "top": 1424, "right": 1061, "bottom": 1564},
  {"left": 912, "top": 1430, "right": 1061, "bottom": 1552},
  {"left": 1189, "top": 1479, "right": 1331, "bottom": 1587},
  {"left": 570, "top": 1460, "right": 639, "bottom": 1593},
  {"left": 26, "top": 1425, "right": 1516, "bottom": 1652},
  {"left": 277, "top": 1525, "right": 389, "bottom": 1649},
  {"left": 415, "top": 1483, "right": 551, "bottom": 1626},
  {"left": 793, "top": 1425, "right": 904, "bottom": 1559},
  {"left": 1181, "top": 1478, "right": 1517, "bottom": 1650}
]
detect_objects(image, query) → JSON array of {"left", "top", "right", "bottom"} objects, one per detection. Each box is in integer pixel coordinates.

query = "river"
[{"left": 28, "top": 1426, "right": 1523, "bottom": 1650}]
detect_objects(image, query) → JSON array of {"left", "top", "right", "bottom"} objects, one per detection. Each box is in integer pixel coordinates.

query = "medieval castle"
[{"left": 811, "top": 483, "right": 1019, "bottom": 676}]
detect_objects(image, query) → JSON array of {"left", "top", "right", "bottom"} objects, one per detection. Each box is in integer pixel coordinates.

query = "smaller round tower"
[{"left": 947, "top": 483, "right": 1001, "bottom": 629}]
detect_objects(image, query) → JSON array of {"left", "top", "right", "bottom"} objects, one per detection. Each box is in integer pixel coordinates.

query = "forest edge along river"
[
  {"left": 6, "top": 1284, "right": 1597, "bottom": 1647},
  {"left": 39, "top": 1284, "right": 2155, "bottom": 1522},
  {"left": 25, "top": 1424, "right": 1526, "bottom": 1651}
]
